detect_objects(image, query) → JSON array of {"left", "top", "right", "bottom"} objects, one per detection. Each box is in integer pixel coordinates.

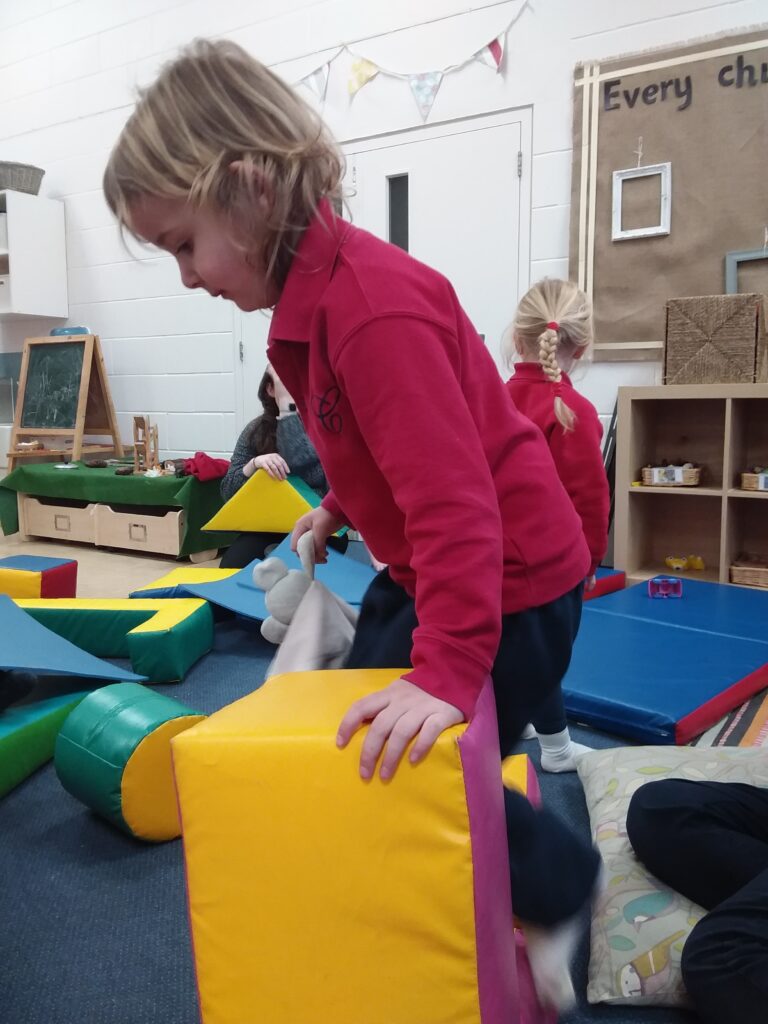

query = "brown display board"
[{"left": 570, "top": 28, "right": 768, "bottom": 360}]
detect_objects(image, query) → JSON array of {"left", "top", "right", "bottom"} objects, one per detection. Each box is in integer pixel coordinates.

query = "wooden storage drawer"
[
  {"left": 19, "top": 494, "right": 97, "bottom": 544},
  {"left": 95, "top": 503, "right": 185, "bottom": 556}
]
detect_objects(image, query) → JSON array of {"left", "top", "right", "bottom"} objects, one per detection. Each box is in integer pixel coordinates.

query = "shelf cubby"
[{"left": 615, "top": 384, "right": 768, "bottom": 588}]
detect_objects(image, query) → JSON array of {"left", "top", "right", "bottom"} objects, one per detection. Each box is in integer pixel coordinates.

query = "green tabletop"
[{"left": 0, "top": 463, "right": 236, "bottom": 557}]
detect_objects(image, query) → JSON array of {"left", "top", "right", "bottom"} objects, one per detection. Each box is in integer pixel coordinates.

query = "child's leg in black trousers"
[
  {"left": 346, "top": 572, "right": 600, "bottom": 926},
  {"left": 627, "top": 779, "right": 768, "bottom": 1024},
  {"left": 492, "top": 586, "right": 600, "bottom": 923}
]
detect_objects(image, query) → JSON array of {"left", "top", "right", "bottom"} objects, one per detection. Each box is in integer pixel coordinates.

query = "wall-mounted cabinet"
[
  {"left": 0, "top": 190, "right": 67, "bottom": 319},
  {"left": 615, "top": 384, "right": 768, "bottom": 588}
]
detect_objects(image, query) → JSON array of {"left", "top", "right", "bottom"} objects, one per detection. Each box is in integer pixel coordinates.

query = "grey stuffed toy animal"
[{"left": 252, "top": 531, "right": 358, "bottom": 676}]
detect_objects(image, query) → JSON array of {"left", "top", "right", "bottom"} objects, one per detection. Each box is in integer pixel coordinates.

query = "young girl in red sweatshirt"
[
  {"left": 104, "top": 40, "right": 600, "bottom": 1010},
  {"left": 505, "top": 278, "right": 610, "bottom": 772}
]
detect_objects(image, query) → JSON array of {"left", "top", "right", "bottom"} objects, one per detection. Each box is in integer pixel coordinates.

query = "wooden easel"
[{"left": 7, "top": 334, "right": 124, "bottom": 471}]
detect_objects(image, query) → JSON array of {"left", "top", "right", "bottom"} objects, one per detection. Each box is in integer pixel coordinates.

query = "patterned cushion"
[{"left": 577, "top": 745, "right": 768, "bottom": 1006}]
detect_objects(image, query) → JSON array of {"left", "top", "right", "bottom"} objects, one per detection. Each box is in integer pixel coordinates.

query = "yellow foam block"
[
  {"left": 0, "top": 568, "right": 40, "bottom": 598},
  {"left": 123, "top": 715, "right": 206, "bottom": 840},
  {"left": 502, "top": 753, "right": 535, "bottom": 797},
  {"left": 172, "top": 669, "right": 518, "bottom": 1024},
  {"left": 202, "top": 470, "right": 315, "bottom": 533}
]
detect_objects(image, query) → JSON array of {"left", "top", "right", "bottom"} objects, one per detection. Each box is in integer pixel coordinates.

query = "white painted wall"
[{"left": 0, "top": 0, "right": 763, "bottom": 455}]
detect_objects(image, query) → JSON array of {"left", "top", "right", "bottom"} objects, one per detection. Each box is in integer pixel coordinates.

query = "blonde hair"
[
  {"left": 103, "top": 39, "right": 344, "bottom": 285},
  {"left": 505, "top": 278, "right": 593, "bottom": 431}
]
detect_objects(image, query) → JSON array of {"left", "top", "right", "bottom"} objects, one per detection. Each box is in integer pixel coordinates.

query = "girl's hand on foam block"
[{"left": 337, "top": 678, "right": 464, "bottom": 781}]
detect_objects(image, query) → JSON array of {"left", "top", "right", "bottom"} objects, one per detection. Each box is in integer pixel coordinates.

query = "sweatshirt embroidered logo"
[{"left": 312, "top": 387, "right": 342, "bottom": 434}]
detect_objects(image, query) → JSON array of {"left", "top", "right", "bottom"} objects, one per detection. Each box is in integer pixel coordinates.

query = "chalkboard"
[{"left": 20, "top": 341, "right": 85, "bottom": 429}]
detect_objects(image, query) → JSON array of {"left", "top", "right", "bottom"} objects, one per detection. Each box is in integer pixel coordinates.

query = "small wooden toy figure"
[{"left": 133, "top": 415, "right": 160, "bottom": 472}]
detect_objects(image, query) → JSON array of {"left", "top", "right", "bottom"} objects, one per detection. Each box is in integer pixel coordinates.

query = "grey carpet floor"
[{"left": 0, "top": 618, "right": 694, "bottom": 1024}]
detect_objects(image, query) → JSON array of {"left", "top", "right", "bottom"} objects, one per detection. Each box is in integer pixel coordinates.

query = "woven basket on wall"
[
  {"left": 664, "top": 294, "right": 768, "bottom": 385},
  {"left": 0, "top": 162, "right": 45, "bottom": 195}
]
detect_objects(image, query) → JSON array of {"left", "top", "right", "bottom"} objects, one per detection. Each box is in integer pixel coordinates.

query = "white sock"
[
  {"left": 521, "top": 867, "right": 605, "bottom": 1012},
  {"left": 522, "top": 916, "right": 580, "bottom": 1012},
  {"left": 537, "top": 728, "right": 591, "bottom": 773},
  {"left": 520, "top": 723, "right": 537, "bottom": 740}
]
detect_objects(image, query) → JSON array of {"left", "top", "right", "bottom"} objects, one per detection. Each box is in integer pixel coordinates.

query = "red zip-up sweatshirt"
[
  {"left": 507, "top": 364, "right": 609, "bottom": 575},
  {"left": 268, "top": 203, "right": 590, "bottom": 719}
]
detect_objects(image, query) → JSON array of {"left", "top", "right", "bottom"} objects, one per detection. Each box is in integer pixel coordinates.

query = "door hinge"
[
  {"left": 239, "top": 340, "right": 244, "bottom": 362},
  {"left": 517, "top": 151, "right": 523, "bottom": 178}
]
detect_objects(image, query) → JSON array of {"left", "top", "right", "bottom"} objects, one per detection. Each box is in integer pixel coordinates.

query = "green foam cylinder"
[{"left": 55, "top": 683, "right": 205, "bottom": 840}]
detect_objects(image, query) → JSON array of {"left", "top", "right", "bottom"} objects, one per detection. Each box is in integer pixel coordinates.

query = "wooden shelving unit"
[{"left": 614, "top": 384, "right": 768, "bottom": 588}]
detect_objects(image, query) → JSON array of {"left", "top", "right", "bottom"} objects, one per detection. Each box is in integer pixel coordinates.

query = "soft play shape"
[
  {"left": 563, "top": 579, "right": 768, "bottom": 743},
  {"left": 55, "top": 683, "right": 205, "bottom": 841},
  {"left": 502, "top": 752, "right": 540, "bottom": 801},
  {"left": 252, "top": 532, "right": 358, "bottom": 676},
  {"left": 578, "top": 745, "right": 768, "bottom": 1007},
  {"left": 0, "top": 691, "right": 88, "bottom": 798},
  {"left": 0, "top": 555, "right": 77, "bottom": 598},
  {"left": 584, "top": 567, "right": 625, "bottom": 602},
  {"left": 130, "top": 566, "right": 238, "bottom": 599},
  {"left": 168, "top": 537, "right": 375, "bottom": 621},
  {"left": 16, "top": 598, "right": 213, "bottom": 682},
  {"left": 202, "top": 470, "right": 320, "bottom": 533},
  {"left": 172, "top": 669, "right": 531, "bottom": 1024},
  {"left": 0, "top": 594, "right": 144, "bottom": 683}
]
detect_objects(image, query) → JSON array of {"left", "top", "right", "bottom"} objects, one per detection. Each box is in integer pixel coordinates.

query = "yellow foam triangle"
[{"left": 203, "top": 470, "right": 317, "bottom": 533}]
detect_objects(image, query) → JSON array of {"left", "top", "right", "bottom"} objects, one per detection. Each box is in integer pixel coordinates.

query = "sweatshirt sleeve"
[
  {"left": 332, "top": 316, "right": 503, "bottom": 719},
  {"left": 549, "top": 402, "right": 609, "bottom": 574},
  {"left": 220, "top": 422, "right": 257, "bottom": 502}
]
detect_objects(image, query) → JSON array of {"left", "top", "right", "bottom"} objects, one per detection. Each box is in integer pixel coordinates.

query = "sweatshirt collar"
[{"left": 269, "top": 199, "right": 349, "bottom": 344}]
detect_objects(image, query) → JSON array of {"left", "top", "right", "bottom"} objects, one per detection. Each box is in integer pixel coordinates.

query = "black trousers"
[
  {"left": 346, "top": 570, "right": 600, "bottom": 925},
  {"left": 627, "top": 779, "right": 768, "bottom": 1024}
]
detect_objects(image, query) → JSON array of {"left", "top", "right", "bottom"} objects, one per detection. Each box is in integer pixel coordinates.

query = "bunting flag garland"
[
  {"left": 408, "top": 72, "right": 443, "bottom": 121},
  {"left": 348, "top": 58, "right": 380, "bottom": 97},
  {"left": 474, "top": 35, "right": 505, "bottom": 71},
  {"left": 302, "top": 62, "right": 330, "bottom": 100},
  {"left": 285, "top": 0, "right": 529, "bottom": 118}
]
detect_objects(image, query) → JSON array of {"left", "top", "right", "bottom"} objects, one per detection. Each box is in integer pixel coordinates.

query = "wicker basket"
[
  {"left": 730, "top": 555, "right": 768, "bottom": 588},
  {"left": 740, "top": 472, "right": 768, "bottom": 492},
  {"left": 664, "top": 294, "right": 768, "bottom": 385},
  {"left": 0, "top": 161, "right": 45, "bottom": 195},
  {"left": 642, "top": 466, "right": 701, "bottom": 487}
]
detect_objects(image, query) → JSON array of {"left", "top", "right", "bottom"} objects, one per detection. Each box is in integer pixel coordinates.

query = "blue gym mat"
[{"left": 564, "top": 580, "right": 768, "bottom": 744}]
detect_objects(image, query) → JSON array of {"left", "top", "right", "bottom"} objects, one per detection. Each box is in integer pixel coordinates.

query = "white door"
[
  {"left": 344, "top": 109, "right": 530, "bottom": 373},
  {"left": 235, "top": 109, "right": 531, "bottom": 426}
]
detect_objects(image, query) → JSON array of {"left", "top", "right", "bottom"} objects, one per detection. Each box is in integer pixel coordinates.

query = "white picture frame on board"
[{"left": 611, "top": 162, "right": 671, "bottom": 242}]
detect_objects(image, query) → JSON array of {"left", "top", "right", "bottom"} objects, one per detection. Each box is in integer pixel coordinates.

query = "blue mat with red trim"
[{"left": 563, "top": 578, "right": 768, "bottom": 744}]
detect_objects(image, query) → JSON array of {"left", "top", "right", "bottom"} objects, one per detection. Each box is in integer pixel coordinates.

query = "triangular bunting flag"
[
  {"left": 408, "top": 71, "right": 443, "bottom": 121},
  {"left": 302, "top": 62, "right": 330, "bottom": 101},
  {"left": 348, "top": 58, "right": 379, "bottom": 97},
  {"left": 475, "top": 35, "right": 505, "bottom": 71}
]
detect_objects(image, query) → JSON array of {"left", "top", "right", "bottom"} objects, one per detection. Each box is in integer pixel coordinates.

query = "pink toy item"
[{"left": 648, "top": 576, "right": 683, "bottom": 599}]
